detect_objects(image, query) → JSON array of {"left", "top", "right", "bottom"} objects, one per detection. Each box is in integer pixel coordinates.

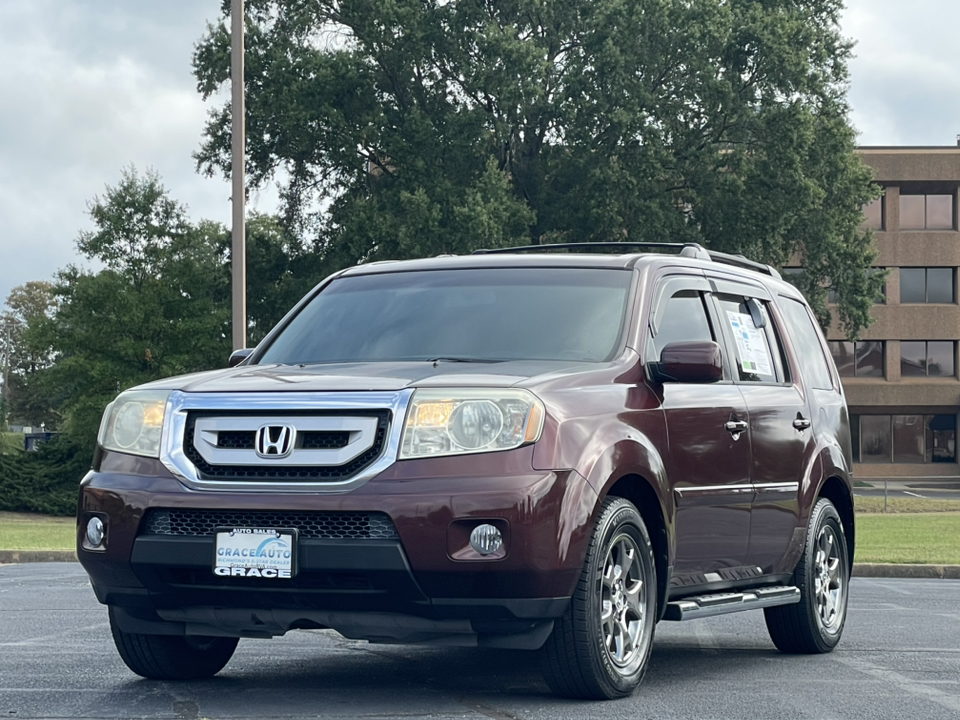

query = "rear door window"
[{"left": 713, "top": 295, "right": 783, "bottom": 383}]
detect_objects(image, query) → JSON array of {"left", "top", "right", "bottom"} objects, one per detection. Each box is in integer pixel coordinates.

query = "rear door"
[{"left": 709, "top": 280, "right": 815, "bottom": 575}]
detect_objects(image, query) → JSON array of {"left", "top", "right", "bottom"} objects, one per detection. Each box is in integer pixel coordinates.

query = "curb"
[
  {"left": 2, "top": 552, "right": 960, "bottom": 579},
  {"left": 852, "top": 563, "right": 960, "bottom": 579}
]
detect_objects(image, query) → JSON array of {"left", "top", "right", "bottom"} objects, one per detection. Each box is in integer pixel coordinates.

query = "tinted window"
[
  {"left": 652, "top": 290, "right": 713, "bottom": 358},
  {"left": 778, "top": 297, "right": 833, "bottom": 390},
  {"left": 900, "top": 268, "right": 955, "bottom": 303},
  {"left": 899, "top": 268, "right": 926, "bottom": 303},
  {"left": 901, "top": 341, "right": 956, "bottom": 377},
  {"left": 927, "top": 268, "right": 954, "bottom": 303},
  {"left": 851, "top": 414, "right": 956, "bottom": 464},
  {"left": 861, "top": 415, "right": 891, "bottom": 463},
  {"left": 258, "top": 268, "right": 633, "bottom": 364},
  {"left": 899, "top": 195, "right": 926, "bottom": 230},
  {"left": 893, "top": 415, "right": 925, "bottom": 463},
  {"left": 862, "top": 197, "right": 883, "bottom": 230},
  {"left": 715, "top": 296, "right": 778, "bottom": 383}
]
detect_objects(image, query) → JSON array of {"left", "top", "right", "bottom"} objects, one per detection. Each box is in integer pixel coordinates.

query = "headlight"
[
  {"left": 400, "top": 388, "right": 544, "bottom": 459},
  {"left": 97, "top": 390, "right": 171, "bottom": 458}
]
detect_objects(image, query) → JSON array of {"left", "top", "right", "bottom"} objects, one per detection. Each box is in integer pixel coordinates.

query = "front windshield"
[{"left": 257, "top": 267, "right": 633, "bottom": 365}]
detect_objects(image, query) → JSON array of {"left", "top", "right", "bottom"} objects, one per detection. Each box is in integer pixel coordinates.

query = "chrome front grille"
[
  {"left": 142, "top": 508, "right": 399, "bottom": 540},
  {"left": 159, "top": 390, "right": 413, "bottom": 493},
  {"left": 183, "top": 410, "right": 390, "bottom": 482}
]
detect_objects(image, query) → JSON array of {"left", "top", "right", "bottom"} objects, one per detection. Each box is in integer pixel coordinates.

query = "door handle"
[
  {"left": 724, "top": 420, "right": 748, "bottom": 434},
  {"left": 793, "top": 415, "right": 811, "bottom": 431}
]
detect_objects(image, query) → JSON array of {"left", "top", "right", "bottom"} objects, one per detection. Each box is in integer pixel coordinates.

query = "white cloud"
[
  {"left": 1, "top": 0, "right": 959, "bottom": 306},
  {"left": 844, "top": 0, "right": 960, "bottom": 146}
]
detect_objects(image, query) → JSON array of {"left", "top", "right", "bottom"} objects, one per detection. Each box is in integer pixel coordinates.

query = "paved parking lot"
[{"left": 2, "top": 563, "right": 959, "bottom": 719}]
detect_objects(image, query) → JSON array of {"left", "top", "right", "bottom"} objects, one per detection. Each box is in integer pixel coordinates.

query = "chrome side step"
[{"left": 664, "top": 585, "right": 800, "bottom": 621}]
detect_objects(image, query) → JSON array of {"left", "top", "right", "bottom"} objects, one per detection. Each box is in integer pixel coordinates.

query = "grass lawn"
[
  {"left": 2, "top": 505, "right": 960, "bottom": 565},
  {"left": 0, "top": 512, "right": 75, "bottom": 552},
  {"left": 854, "top": 512, "right": 960, "bottom": 565}
]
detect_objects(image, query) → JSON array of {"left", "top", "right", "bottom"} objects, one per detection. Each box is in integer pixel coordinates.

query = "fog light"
[
  {"left": 85, "top": 517, "right": 105, "bottom": 548},
  {"left": 469, "top": 524, "right": 503, "bottom": 556}
]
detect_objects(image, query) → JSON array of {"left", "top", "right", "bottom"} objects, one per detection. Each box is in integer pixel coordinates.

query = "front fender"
[{"left": 532, "top": 405, "right": 674, "bottom": 564}]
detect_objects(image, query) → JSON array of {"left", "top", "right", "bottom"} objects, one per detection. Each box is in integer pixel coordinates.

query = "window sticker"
[{"left": 727, "top": 311, "right": 773, "bottom": 376}]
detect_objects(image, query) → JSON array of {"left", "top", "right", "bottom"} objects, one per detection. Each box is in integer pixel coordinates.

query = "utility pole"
[
  {"left": 231, "top": 0, "right": 247, "bottom": 350},
  {"left": 1, "top": 317, "right": 10, "bottom": 430}
]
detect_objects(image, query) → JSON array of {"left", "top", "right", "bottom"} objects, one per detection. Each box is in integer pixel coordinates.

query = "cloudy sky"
[{"left": 1, "top": 0, "right": 959, "bottom": 306}]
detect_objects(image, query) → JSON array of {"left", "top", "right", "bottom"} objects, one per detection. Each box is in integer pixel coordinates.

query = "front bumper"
[{"left": 78, "top": 446, "right": 596, "bottom": 643}]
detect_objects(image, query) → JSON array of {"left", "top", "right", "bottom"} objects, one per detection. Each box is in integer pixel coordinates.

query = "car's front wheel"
[
  {"left": 765, "top": 497, "right": 850, "bottom": 653},
  {"left": 541, "top": 497, "right": 657, "bottom": 699},
  {"left": 109, "top": 606, "right": 239, "bottom": 680}
]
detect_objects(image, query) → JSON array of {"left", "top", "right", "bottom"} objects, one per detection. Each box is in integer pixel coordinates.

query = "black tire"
[
  {"left": 109, "top": 606, "right": 239, "bottom": 680},
  {"left": 765, "top": 498, "right": 850, "bottom": 654},
  {"left": 541, "top": 497, "right": 657, "bottom": 700}
]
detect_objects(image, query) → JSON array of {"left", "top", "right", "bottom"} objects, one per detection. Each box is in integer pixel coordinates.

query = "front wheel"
[
  {"left": 109, "top": 606, "right": 239, "bottom": 680},
  {"left": 540, "top": 497, "right": 657, "bottom": 700},
  {"left": 765, "top": 498, "right": 850, "bottom": 654}
]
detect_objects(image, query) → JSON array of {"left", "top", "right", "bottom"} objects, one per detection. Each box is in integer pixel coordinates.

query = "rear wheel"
[
  {"left": 541, "top": 497, "right": 657, "bottom": 699},
  {"left": 109, "top": 606, "right": 238, "bottom": 680},
  {"left": 765, "top": 498, "right": 850, "bottom": 653}
]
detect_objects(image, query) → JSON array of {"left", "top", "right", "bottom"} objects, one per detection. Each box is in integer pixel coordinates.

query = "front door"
[{"left": 648, "top": 276, "right": 753, "bottom": 580}]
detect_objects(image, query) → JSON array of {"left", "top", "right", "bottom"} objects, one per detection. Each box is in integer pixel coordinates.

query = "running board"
[{"left": 664, "top": 585, "right": 800, "bottom": 621}]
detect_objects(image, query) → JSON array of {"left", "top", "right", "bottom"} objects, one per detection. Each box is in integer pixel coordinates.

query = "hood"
[{"left": 136, "top": 359, "right": 601, "bottom": 394}]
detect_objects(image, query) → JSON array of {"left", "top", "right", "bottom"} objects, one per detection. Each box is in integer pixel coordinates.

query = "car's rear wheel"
[
  {"left": 765, "top": 498, "right": 850, "bottom": 653},
  {"left": 109, "top": 606, "right": 238, "bottom": 680},
  {"left": 541, "top": 497, "right": 657, "bottom": 699}
]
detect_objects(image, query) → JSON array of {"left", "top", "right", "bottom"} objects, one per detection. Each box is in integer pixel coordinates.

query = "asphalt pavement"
[{"left": 1, "top": 563, "right": 959, "bottom": 720}]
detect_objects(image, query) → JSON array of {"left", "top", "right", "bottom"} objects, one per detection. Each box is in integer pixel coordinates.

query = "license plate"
[{"left": 214, "top": 527, "right": 297, "bottom": 579}]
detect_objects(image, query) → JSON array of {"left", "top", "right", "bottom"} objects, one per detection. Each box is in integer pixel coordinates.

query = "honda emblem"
[{"left": 255, "top": 424, "right": 296, "bottom": 458}]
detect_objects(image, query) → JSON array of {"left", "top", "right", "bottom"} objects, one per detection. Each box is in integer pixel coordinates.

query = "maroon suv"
[{"left": 78, "top": 243, "right": 854, "bottom": 699}]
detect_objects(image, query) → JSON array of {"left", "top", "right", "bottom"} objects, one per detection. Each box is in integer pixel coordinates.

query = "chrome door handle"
[
  {"left": 793, "top": 416, "right": 811, "bottom": 430},
  {"left": 725, "top": 420, "right": 748, "bottom": 433}
]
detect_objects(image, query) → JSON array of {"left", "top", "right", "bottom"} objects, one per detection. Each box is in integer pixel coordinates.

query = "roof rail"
[
  {"left": 472, "top": 242, "right": 780, "bottom": 278},
  {"left": 474, "top": 242, "right": 707, "bottom": 256}
]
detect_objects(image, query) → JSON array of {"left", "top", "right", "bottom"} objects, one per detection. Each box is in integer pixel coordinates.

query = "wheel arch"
[
  {"left": 603, "top": 474, "right": 671, "bottom": 621},
  {"left": 817, "top": 475, "right": 855, "bottom": 566}
]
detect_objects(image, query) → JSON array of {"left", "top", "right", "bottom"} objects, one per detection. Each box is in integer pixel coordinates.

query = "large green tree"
[
  {"left": 30, "top": 169, "right": 233, "bottom": 446},
  {"left": 2, "top": 281, "right": 58, "bottom": 429},
  {"left": 193, "top": 0, "right": 881, "bottom": 337}
]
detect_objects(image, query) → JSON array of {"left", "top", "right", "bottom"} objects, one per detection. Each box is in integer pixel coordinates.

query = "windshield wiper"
[{"left": 427, "top": 357, "right": 505, "bottom": 367}]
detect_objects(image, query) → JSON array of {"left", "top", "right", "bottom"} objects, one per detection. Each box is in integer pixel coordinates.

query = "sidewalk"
[{"left": 2, "top": 549, "right": 959, "bottom": 579}]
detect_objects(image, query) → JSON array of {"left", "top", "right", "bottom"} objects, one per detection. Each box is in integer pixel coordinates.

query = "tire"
[
  {"left": 765, "top": 498, "right": 850, "bottom": 654},
  {"left": 541, "top": 497, "right": 657, "bottom": 700},
  {"left": 109, "top": 606, "right": 239, "bottom": 680}
]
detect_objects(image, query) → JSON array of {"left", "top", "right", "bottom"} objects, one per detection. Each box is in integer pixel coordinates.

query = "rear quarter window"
[{"left": 777, "top": 297, "right": 834, "bottom": 391}]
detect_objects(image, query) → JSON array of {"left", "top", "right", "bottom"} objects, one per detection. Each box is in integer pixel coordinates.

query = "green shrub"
[{"left": 0, "top": 436, "right": 92, "bottom": 516}]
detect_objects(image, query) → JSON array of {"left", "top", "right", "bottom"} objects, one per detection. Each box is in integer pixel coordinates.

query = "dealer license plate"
[{"left": 214, "top": 527, "right": 297, "bottom": 579}]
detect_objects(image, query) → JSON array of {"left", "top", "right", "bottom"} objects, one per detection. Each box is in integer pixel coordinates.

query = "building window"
[
  {"left": 899, "top": 194, "right": 954, "bottom": 230},
  {"left": 900, "top": 341, "right": 956, "bottom": 377},
  {"left": 829, "top": 341, "right": 884, "bottom": 377},
  {"left": 900, "top": 268, "right": 955, "bottom": 303},
  {"left": 862, "top": 196, "right": 883, "bottom": 230},
  {"left": 851, "top": 414, "right": 956, "bottom": 464}
]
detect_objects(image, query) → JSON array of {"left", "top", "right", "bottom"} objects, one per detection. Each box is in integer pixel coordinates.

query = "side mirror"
[
  {"left": 653, "top": 341, "right": 723, "bottom": 383},
  {"left": 228, "top": 348, "right": 254, "bottom": 367}
]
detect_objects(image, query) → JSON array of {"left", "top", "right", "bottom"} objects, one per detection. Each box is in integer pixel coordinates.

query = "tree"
[
  {"left": 31, "top": 168, "right": 233, "bottom": 446},
  {"left": 193, "top": 0, "right": 881, "bottom": 337},
  {"left": 2, "top": 281, "right": 58, "bottom": 428}
]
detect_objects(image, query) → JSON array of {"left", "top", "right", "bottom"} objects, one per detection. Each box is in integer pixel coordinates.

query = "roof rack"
[{"left": 472, "top": 242, "right": 780, "bottom": 278}]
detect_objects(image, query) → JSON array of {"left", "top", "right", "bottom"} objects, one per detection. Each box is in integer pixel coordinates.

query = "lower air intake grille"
[{"left": 142, "top": 508, "right": 399, "bottom": 540}]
